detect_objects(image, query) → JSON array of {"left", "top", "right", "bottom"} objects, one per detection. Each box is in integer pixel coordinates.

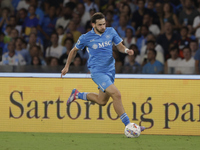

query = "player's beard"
[{"left": 95, "top": 27, "right": 105, "bottom": 34}]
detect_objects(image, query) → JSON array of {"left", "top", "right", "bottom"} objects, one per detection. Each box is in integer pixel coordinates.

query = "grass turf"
[{"left": 0, "top": 132, "right": 199, "bottom": 150}]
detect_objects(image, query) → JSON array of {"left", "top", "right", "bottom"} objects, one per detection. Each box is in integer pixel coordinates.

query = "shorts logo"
[
  {"left": 92, "top": 44, "right": 98, "bottom": 49},
  {"left": 77, "top": 40, "right": 80, "bottom": 45},
  {"left": 102, "top": 82, "right": 106, "bottom": 86}
]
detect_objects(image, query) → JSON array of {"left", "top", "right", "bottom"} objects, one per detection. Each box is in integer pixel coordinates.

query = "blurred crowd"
[{"left": 0, "top": 0, "right": 200, "bottom": 74}]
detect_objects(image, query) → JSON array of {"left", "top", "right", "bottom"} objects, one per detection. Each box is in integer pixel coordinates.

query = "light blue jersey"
[{"left": 75, "top": 27, "right": 123, "bottom": 73}]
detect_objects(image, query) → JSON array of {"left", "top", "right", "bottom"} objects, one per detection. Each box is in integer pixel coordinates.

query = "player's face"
[{"left": 93, "top": 18, "right": 106, "bottom": 34}]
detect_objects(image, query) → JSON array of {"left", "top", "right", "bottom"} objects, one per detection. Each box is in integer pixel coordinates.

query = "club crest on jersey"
[
  {"left": 106, "top": 35, "right": 110, "bottom": 39},
  {"left": 92, "top": 44, "right": 98, "bottom": 49}
]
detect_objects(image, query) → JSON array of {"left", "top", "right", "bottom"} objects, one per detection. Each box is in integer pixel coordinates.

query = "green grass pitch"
[{"left": 0, "top": 132, "right": 200, "bottom": 150}]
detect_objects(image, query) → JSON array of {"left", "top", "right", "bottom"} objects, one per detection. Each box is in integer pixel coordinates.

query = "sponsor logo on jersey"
[
  {"left": 98, "top": 40, "right": 112, "bottom": 48},
  {"left": 92, "top": 40, "right": 112, "bottom": 49}
]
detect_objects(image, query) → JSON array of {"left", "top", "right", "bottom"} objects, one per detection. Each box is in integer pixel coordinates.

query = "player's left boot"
[
  {"left": 67, "top": 88, "right": 79, "bottom": 106},
  {"left": 140, "top": 126, "right": 145, "bottom": 132}
]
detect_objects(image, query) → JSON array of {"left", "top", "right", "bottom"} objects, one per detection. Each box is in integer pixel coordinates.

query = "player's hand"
[
  {"left": 127, "top": 49, "right": 134, "bottom": 55},
  {"left": 61, "top": 67, "right": 69, "bottom": 78}
]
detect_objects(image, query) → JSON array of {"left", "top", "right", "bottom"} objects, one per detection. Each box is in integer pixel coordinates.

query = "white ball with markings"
[{"left": 124, "top": 123, "right": 141, "bottom": 138}]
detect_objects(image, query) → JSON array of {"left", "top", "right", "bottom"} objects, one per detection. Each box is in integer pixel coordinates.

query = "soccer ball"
[{"left": 124, "top": 123, "right": 141, "bottom": 138}]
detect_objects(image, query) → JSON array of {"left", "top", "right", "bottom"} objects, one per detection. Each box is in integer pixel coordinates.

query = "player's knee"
[
  {"left": 99, "top": 101, "right": 107, "bottom": 106},
  {"left": 98, "top": 98, "right": 108, "bottom": 106},
  {"left": 112, "top": 90, "right": 121, "bottom": 100}
]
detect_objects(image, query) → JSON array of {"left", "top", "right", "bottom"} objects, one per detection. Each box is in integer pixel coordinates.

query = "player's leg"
[
  {"left": 67, "top": 88, "right": 110, "bottom": 106},
  {"left": 105, "top": 84, "right": 124, "bottom": 116},
  {"left": 71, "top": 72, "right": 111, "bottom": 105},
  {"left": 105, "top": 84, "right": 145, "bottom": 131},
  {"left": 66, "top": 86, "right": 145, "bottom": 131},
  {"left": 86, "top": 88, "right": 110, "bottom": 106},
  {"left": 104, "top": 84, "right": 130, "bottom": 126},
  {"left": 66, "top": 72, "right": 145, "bottom": 130}
]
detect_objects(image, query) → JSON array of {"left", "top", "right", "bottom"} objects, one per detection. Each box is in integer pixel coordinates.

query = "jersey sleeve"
[
  {"left": 111, "top": 27, "right": 123, "bottom": 46},
  {"left": 75, "top": 34, "right": 86, "bottom": 50}
]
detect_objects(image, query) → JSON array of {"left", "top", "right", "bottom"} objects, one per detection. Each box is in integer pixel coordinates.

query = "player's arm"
[
  {"left": 116, "top": 42, "right": 134, "bottom": 55},
  {"left": 61, "top": 46, "right": 79, "bottom": 77}
]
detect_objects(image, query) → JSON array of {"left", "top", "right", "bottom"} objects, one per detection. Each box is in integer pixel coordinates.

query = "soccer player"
[{"left": 61, "top": 12, "right": 145, "bottom": 131}]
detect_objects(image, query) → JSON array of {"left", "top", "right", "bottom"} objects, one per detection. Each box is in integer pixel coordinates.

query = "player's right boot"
[
  {"left": 67, "top": 89, "right": 79, "bottom": 106},
  {"left": 140, "top": 126, "right": 145, "bottom": 132}
]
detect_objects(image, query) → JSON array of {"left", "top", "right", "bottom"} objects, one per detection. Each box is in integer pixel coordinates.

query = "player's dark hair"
[{"left": 91, "top": 12, "right": 105, "bottom": 23}]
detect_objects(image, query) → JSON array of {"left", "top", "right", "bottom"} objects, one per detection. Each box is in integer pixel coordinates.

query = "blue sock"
[
  {"left": 120, "top": 113, "right": 130, "bottom": 126},
  {"left": 78, "top": 92, "right": 88, "bottom": 100}
]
